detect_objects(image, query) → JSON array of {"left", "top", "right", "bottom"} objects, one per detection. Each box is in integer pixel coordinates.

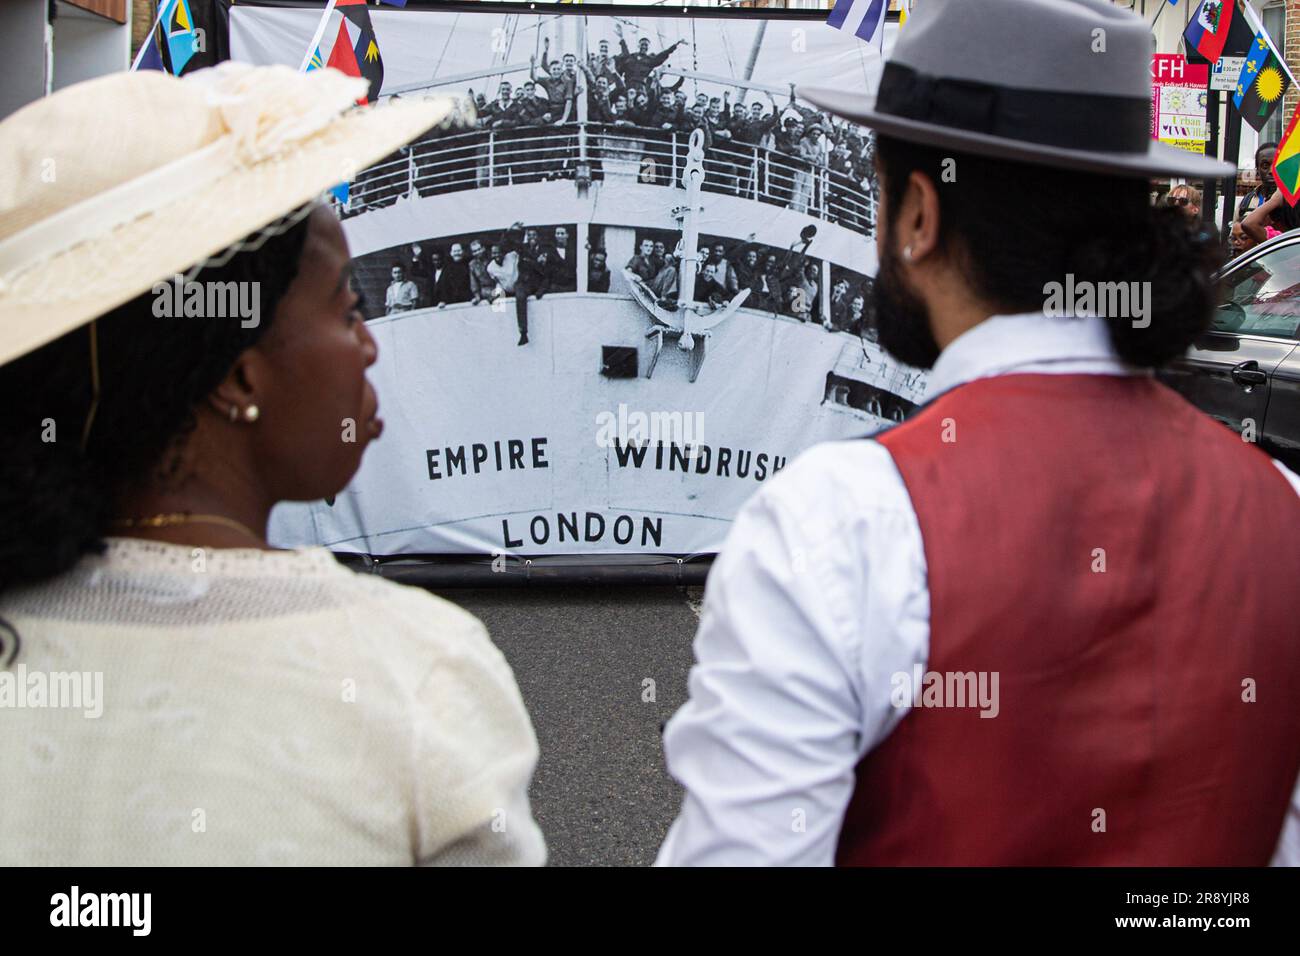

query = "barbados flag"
[
  {"left": 828, "top": 0, "right": 888, "bottom": 51},
  {"left": 1271, "top": 106, "right": 1300, "bottom": 206},
  {"left": 1184, "top": 0, "right": 1237, "bottom": 65}
]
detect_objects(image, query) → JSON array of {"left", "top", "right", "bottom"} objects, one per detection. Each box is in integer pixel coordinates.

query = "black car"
[{"left": 1159, "top": 231, "right": 1300, "bottom": 471}]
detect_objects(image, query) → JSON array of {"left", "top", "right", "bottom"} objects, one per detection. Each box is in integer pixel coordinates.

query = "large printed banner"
[{"left": 230, "top": 3, "right": 924, "bottom": 557}]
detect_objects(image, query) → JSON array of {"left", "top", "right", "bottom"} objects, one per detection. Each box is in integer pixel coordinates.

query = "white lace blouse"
[{"left": 0, "top": 537, "right": 546, "bottom": 866}]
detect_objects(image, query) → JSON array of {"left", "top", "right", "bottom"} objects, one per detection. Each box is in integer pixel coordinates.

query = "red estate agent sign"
[{"left": 1151, "top": 54, "right": 1211, "bottom": 153}]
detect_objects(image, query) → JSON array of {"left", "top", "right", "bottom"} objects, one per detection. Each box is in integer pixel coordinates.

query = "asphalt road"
[{"left": 441, "top": 585, "right": 704, "bottom": 867}]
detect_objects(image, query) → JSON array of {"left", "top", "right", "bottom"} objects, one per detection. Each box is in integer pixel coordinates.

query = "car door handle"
[{"left": 1231, "top": 360, "right": 1268, "bottom": 388}]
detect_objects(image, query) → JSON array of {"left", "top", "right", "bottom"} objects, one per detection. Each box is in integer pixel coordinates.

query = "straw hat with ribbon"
[{"left": 0, "top": 62, "right": 465, "bottom": 368}]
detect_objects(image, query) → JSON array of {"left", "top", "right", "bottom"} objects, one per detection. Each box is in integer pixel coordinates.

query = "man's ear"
[{"left": 898, "top": 169, "right": 942, "bottom": 264}]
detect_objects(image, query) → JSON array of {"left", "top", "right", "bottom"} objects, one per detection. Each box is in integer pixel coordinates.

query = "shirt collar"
[{"left": 925, "top": 312, "right": 1138, "bottom": 400}]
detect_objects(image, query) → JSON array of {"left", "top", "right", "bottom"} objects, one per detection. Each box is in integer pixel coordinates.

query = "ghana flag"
[
  {"left": 1234, "top": 30, "right": 1291, "bottom": 132},
  {"left": 1271, "top": 106, "right": 1300, "bottom": 206}
]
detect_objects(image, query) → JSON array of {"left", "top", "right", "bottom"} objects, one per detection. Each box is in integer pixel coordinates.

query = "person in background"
[
  {"left": 433, "top": 242, "right": 472, "bottom": 307},
  {"left": 648, "top": 250, "right": 680, "bottom": 308},
  {"left": 734, "top": 247, "right": 763, "bottom": 301},
  {"left": 626, "top": 238, "right": 658, "bottom": 283},
  {"left": 652, "top": 240, "right": 667, "bottom": 275},
  {"left": 757, "top": 252, "right": 785, "bottom": 313},
  {"left": 588, "top": 248, "right": 611, "bottom": 293},
  {"left": 614, "top": 21, "right": 685, "bottom": 92},
  {"left": 386, "top": 263, "right": 420, "bottom": 314},
  {"left": 403, "top": 243, "right": 430, "bottom": 307},
  {"left": 1242, "top": 186, "right": 1300, "bottom": 245},
  {"left": 847, "top": 291, "right": 869, "bottom": 338},
  {"left": 487, "top": 240, "right": 518, "bottom": 299},
  {"left": 0, "top": 64, "right": 545, "bottom": 866},
  {"left": 468, "top": 238, "right": 495, "bottom": 305},
  {"left": 513, "top": 229, "right": 549, "bottom": 346},
  {"left": 828, "top": 278, "right": 853, "bottom": 331},
  {"left": 1229, "top": 220, "right": 1258, "bottom": 257},
  {"left": 1165, "top": 183, "right": 1201, "bottom": 221},
  {"left": 704, "top": 243, "right": 737, "bottom": 297},
  {"left": 1238, "top": 142, "right": 1278, "bottom": 221},
  {"left": 548, "top": 225, "right": 577, "bottom": 292}
]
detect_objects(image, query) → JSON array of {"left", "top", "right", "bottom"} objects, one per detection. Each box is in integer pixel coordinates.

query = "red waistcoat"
[{"left": 836, "top": 374, "right": 1300, "bottom": 865}]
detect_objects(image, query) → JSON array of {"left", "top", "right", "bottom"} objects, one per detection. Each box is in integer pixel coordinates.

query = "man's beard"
[{"left": 872, "top": 242, "right": 942, "bottom": 369}]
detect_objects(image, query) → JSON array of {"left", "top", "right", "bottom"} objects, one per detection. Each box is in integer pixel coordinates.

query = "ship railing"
[{"left": 336, "top": 123, "right": 876, "bottom": 237}]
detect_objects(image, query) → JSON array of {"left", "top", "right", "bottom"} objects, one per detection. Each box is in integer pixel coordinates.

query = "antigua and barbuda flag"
[
  {"left": 1184, "top": 0, "right": 1237, "bottom": 64},
  {"left": 1271, "top": 105, "right": 1300, "bottom": 206},
  {"left": 331, "top": 0, "right": 384, "bottom": 104},
  {"left": 827, "top": 0, "right": 888, "bottom": 52}
]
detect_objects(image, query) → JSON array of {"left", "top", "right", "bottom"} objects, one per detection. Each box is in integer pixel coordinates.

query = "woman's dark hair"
[
  {"left": 874, "top": 135, "right": 1223, "bottom": 367},
  {"left": 0, "top": 212, "right": 314, "bottom": 596}
]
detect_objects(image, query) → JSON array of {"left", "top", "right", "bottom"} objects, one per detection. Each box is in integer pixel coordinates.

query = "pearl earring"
[
  {"left": 243, "top": 405, "right": 260, "bottom": 423},
  {"left": 903, "top": 246, "right": 914, "bottom": 263}
]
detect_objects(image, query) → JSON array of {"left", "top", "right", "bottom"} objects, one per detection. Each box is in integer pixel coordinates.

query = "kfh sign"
[{"left": 1151, "top": 54, "right": 1210, "bottom": 153}]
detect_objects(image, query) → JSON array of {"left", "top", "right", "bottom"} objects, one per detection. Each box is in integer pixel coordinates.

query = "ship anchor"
[{"left": 624, "top": 128, "right": 750, "bottom": 382}]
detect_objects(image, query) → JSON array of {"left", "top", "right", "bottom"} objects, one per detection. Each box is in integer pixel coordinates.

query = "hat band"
[{"left": 876, "top": 62, "right": 1151, "bottom": 155}]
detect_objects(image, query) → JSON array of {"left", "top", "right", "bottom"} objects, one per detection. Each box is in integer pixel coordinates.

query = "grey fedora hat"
[{"left": 800, "top": 0, "right": 1235, "bottom": 179}]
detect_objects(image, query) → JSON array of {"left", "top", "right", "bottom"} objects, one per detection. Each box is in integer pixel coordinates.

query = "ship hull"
[{"left": 270, "top": 293, "right": 925, "bottom": 555}]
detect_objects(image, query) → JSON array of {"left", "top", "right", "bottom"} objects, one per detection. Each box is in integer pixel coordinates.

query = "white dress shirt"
[{"left": 656, "top": 313, "right": 1300, "bottom": 867}]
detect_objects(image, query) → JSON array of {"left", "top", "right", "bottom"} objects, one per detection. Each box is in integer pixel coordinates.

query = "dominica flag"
[
  {"left": 1184, "top": 0, "right": 1237, "bottom": 64},
  {"left": 1235, "top": 31, "right": 1291, "bottom": 131},
  {"left": 1271, "top": 106, "right": 1300, "bottom": 206}
]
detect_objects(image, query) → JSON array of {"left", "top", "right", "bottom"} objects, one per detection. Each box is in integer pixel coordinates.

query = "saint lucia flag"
[
  {"left": 163, "top": 0, "right": 198, "bottom": 75},
  {"left": 1271, "top": 106, "right": 1300, "bottom": 206},
  {"left": 828, "top": 0, "right": 888, "bottom": 52}
]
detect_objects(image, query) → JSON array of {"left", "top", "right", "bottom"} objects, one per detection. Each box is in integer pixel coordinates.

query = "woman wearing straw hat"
[{"left": 0, "top": 64, "right": 545, "bottom": 865}]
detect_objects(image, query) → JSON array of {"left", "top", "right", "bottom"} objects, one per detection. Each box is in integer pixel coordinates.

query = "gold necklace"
[{"left": 111, "top": 513, "right": 262, "bottom": 540}]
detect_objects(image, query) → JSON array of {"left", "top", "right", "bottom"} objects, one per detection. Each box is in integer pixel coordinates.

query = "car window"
[{"left": 1216, "top": 242, "right": 1300, "bottom": 338}]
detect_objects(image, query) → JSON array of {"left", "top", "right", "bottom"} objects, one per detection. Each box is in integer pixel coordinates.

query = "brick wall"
[
  {"left": 130, "top": 0, "right": 152, "bottom": 58},
  {"left": 1285, "top": 0, "right": 1300, "bottom": 125}
]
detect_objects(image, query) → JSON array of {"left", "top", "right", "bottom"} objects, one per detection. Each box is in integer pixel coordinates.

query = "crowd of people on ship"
[
  {"left": 359, "top": 29, "right": 876, "bottom": 231},
  {"left": 381, "top": 224, "right": 877, "bottom": 340}
]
